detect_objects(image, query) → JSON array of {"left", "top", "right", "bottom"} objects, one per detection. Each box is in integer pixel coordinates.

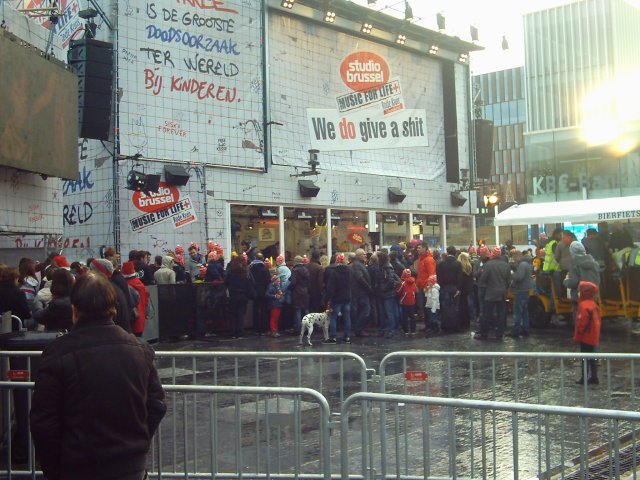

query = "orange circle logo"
[
  {"left": 132, "top": 182, "right": 180, "bottom": 213},
  {"left": 340, "top": 52, "right": 390, "bottom": 92}
]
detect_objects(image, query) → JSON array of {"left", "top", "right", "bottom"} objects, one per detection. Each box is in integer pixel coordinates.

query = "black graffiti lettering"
[
  {"left": 63, "top": 202, "right": 93, "bottom": 226},
  {"left": 183, "top": 53, "right": 239, "bottom": 76},
  {"left": 79, "top": 138, "right": 89, "bottom": 160},
  {"left": 140, "top": 47, "right": 175, "bottom": 67},
  {"left": 146, "top": 2, "right": 157, "bottom": 19}
]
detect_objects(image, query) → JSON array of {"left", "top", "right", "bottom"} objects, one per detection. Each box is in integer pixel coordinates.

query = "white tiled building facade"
[{"left": 1, "top": 0, "right": 479, "bottom": 263}]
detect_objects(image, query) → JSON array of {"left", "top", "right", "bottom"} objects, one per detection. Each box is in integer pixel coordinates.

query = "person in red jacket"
[
  {"left": 573, "top": 281, "right": 601, "bottom": 385},
  {"left": 122, "top": 261, "right": 149, "bottom": 337},
  {"left": 396, "top": 269, "right": 417, "bottom": 336},
  {"left": 415, "top": 242, "right": 436, "bottom": 326}
]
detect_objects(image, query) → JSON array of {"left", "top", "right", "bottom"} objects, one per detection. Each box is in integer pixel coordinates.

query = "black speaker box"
[
  {"left": 387, "top": 187, "right": 406, "bottom": 203},
  {"left": 164, "top": 165, "right": 191, "bottom": 186},
  {"left": 144, "top": 174, "right": 162, "bottom": 193},
  {"left": 68, "top": 39, "right": 114, "bottom": 141},
  {"left": 475, "top": 119, "right": 495, "bottom": 179},
  {"left": 450, "top": 191, "right": 468, "bottom": 207},
  {"left": 298, "top": 180, "right": 320, "bottom": 198}
]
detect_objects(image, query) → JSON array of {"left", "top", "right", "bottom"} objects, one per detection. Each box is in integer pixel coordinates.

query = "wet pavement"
[{"left": 148, "top": 316, "right": 640, "bottom": 479}]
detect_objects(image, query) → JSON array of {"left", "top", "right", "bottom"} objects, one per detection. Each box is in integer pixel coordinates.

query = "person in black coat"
[
  {"left": 305, "top": 250, "right": 325, "bottom": 313},
  {"left": 436, "top": 246, "right": 463, "bottom": 333},
  {"left": 30, "top": 273, "right": 166, "bottom": 480},
  {"left": 32, "top": 268, "right": 75, "bottom": 332},
  {"left": 225, "top": 256, "right": 254, "bottom": 338},
  {"left": 204, "top": 252, "right": 225, "bottom": 283},
  {"left": 289, "top": 256, "right": 310, "bottom": 331},
  {"left": 0, "top": 266, "right": 32, "bottom": 324},
  {"left": 89, "top": 259, "right": 133, "bottom": 333},
  {"left": 248, "top": 253, "right": 272, "bottom": 335},
  {"left": 324, "top": 253, "right": 352, "bottom": 343}
]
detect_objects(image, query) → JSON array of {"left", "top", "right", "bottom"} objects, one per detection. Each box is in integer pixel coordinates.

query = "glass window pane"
[
  {"left": 284, "top": 207, "right": 328, "bottom": 260},
  {"left": 230, "top": 205, "right": 281, "bottom": 260}
]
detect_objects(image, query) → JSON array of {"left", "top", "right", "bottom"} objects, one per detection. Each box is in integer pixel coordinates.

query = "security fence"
[{"left": 378, "top": 351, "right": 640, "bottom": 411}]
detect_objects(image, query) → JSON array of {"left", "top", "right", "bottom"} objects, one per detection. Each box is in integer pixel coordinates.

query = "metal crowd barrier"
[
  {"left": 154, "top": 351, "right": 374, "bottom": 412},
  {"left": 378, "top": 351, "right": 640, "bottom": 410},
  {"left": 340, "top": 392, "right": 640, "bottom": 480}
]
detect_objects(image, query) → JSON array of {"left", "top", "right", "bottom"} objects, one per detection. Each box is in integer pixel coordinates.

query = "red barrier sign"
[
  {"left": 7, "top": 370, "right": 30, "bottom": 381},
  {"left": 404, "top": 371, "right": 428, "bottom": 381}
]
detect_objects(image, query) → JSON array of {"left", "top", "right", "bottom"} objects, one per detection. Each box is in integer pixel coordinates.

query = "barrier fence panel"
[
  {"left": 340, "top": 392, "right": 640, "bottom": 480},
  {"left": 378, "top": 351, "right": 640, "bottom": 411},
  {"left": 154, "top": 351, "right": 373, "bottom": 412},
  {"left": 0, "top": 382, "right": 333, "bottom": 480},
  {"left": 151, "top": 385, "right": 332, "bottom": 480}
]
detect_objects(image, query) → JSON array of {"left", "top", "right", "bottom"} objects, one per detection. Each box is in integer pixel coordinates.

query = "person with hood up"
[
  {"left": 396, "top": 269, "right": 417, "bottom": 335},
  {"left": 265, "top": 271, "right": 285, "bottom": 337},
  {"left": 376, "top": 252, "right": 401, "bottom": 338},
  {"left": 154, "top": 256, "right": 176, "bottom": 285},
  {"left": 289, "top": 255, "right": 310, "bottom": 332},
  {"left": 507, "top": 250, "right": 533, "bottom": 338},
  {"left": 573, "top": 281, "right": 601, "bottom": 385},
  {"left": 425, "top": 275, "right": 440, "bottom": 332},
  {"left": 564, "top": 241, "right": 600, "bottom": 325},
  {"left": 122, "top": 261, "right": 149, "bottom": 337}
]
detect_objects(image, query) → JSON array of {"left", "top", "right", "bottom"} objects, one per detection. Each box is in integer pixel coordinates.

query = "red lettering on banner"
[{"left": 176, "top": 0, "right": 238, "bottom": 14}]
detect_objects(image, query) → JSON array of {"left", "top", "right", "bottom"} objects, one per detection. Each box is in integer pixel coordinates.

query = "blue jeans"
[
  {"left": 351, "top": 296, "right": 371, "bottom": 333},
  {"left": 379, "top": 297, "right": 398, "bottom": 334},
  {"left": 294, "top": 307, "right": 309, "bottom": 331},
  {"left": 330, "top": 302, "right": 351, "bottom": 338},
  {"left": 511, "top": 292, "right": 530, "bottom": 335}
]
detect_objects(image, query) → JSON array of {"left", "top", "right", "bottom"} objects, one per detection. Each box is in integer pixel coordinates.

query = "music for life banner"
[{"left": 306, "top": 108, "right": 429, "bottom": 152}]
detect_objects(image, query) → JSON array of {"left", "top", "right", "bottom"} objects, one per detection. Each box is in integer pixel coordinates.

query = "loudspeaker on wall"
[
  {"left": 298, "top": 179, "right": 320, "bottom": 197},
  {"left": 164, "top": 165, "right": 190, "bottom": 186},
  {"left": 68, "top": 39, "right": 114, "bottom": 141},
  {"left": 474, "top": 119, "right": 494, "bottom": 179}
]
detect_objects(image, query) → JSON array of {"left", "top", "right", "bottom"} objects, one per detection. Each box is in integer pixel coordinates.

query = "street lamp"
[{"left": 483, "top": 192, "right": 500, "bottom": 245}]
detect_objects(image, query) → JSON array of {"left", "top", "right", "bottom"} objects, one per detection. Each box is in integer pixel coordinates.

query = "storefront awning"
[{"left": 494, "top": 196, "right": 640, "bottom": 226}]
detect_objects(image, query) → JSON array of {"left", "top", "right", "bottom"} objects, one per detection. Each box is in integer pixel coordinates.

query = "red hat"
[
  {"left": 491, "top": 246, "right": 502, "bottom": 259},
  {"left": 175, "top": 245, "right": 184, "bottom": 255},
  {"left": 401, "top": 268, "right": 412, "bottom": 279},
  {"left": 207, "top": 251, "right": 218, "bottom": 261},
  {"left": 468, "top": 246, "right": 477, "bottom": 255},
  {"left": 52, "top": 255, "right": 70, "bottom": 268},
  {"left": 336, "top": 253, "right": 345, "bottom": 264},
  {"left": 478, "top": 246, "right": 489, "bottom": 258},
  {"left": 121, "top": 261, "right": 136, "bottom": 277},
  {"left": 190, "top": 242, "right": 200, "bottom": 250},
  {"left": 207, "top": 241, "right": 215, "bottom": 252}
]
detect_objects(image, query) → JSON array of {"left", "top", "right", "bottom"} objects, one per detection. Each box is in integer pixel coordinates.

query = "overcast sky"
[{"left": 351, "top": 0, "right": 640, "bottom": 74}]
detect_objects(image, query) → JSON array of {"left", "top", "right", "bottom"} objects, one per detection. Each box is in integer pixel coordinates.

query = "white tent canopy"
[{"left": 494, "top": 196, "right": 640, "bottom": 226}]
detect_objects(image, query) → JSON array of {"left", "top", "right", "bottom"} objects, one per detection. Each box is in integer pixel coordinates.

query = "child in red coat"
[
  {"left": 573, "top": 281, "right": 601, "bottom": 385},
  {"left": 396, "top": 269, "right": 417, "bottom": 336}
]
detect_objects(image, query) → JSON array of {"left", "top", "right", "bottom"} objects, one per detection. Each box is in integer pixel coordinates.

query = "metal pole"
[{"left": 495, "top": 204, "right": 500, "bottom": 245}]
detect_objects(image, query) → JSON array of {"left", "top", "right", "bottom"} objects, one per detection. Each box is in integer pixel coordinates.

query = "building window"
[{"left": 230, "top": 204, "right": 281, "bottom": 260}]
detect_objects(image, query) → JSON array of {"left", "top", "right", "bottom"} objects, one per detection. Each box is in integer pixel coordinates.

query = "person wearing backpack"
[{"left": 396, "top": 269, "right": 417, "bottom": 336}]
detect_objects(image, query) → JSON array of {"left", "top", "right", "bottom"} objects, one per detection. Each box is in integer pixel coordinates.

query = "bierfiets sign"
[{"left": 129, "top": 196, "right": 197, "bottom": 232}]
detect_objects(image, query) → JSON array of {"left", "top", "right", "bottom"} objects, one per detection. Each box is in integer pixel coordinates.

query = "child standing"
[
  {"left": 396, "top": 269, "right": 418, "bottom": 335},
  {"left": 425, "top": 275, "right": 440, "bottom": 335},
  {"left": 574, "top": 281, "right": 601, "bottom": 385},
  {"left": 265, "top": 272, "right": 285, "bottom": 337}
]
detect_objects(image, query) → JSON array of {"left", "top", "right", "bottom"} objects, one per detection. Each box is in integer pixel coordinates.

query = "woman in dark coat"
[
  {"left": 224, "top": 256, "right": 254, "bottom": 338},
  {"left": 0, "top": 267, "right": 32, "bottom": 325},
  {"left": 289, "top": 256, "right": 310, "bottom": 331},
  {"left": 33, "top": 269, "right": 75, "bottom": 332}
]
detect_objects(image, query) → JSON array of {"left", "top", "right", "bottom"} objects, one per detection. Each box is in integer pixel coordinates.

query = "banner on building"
[
  {"left": 129, "top": 196, "right": 196, "bottom": 232},
  {"left": 307, "top": 108, "right": 428, "bottom": 152}
]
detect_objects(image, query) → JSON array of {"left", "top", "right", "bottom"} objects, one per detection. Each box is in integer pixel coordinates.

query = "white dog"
[{"left": 299, "top": 310, "right": 331, "bottom": 346}]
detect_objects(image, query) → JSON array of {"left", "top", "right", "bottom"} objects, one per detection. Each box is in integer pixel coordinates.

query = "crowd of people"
[{"left": 1, "top": 223, "right": 629, "bottom": 351}]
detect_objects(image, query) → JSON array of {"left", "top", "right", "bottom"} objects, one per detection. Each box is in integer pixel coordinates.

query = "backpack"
[{"left": 128, "top": 285, "right": 140, "bottom": 320}]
